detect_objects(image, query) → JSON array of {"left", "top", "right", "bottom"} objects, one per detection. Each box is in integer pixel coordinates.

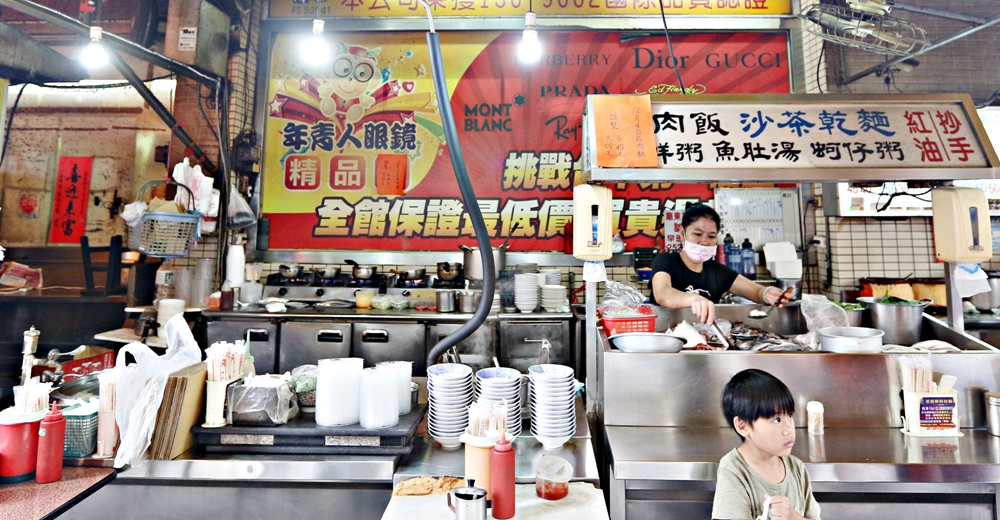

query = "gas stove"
[
  {"left": 395, "top": 278, "right": 429, "bottom": 289},
  {"left": 432, "top": 278, "right": 466, "bottom": 289}
]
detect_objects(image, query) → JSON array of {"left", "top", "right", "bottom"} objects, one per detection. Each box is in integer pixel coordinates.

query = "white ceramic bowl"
[
  {"left": 427, "top": 363, "right": 474, "bottom": 380},
  {"left": 533, "top": 434, "right": 573, "bottom": 450},
  {"left": 476, "top": 367, "right": 521, "bottom": 382},
  {"left": 531, "top": 422, "right": 577, "bottom": 436},
  {"left": 529, "top": 364, "right": 574, "bottom": 378}
]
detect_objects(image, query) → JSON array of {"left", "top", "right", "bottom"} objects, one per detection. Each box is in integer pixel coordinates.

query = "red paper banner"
[{"left": 49, "top": 156, "right": 93, "bottom": 244}]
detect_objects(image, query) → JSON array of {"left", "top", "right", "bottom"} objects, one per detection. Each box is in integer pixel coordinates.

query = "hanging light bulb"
[
  {"left": 301, "top": 19, "right": 330, "bottom": 65},
  {"left": 80, "top": 26, "right": 107, "bottom": 69},
  {"left": 517, "top": 11, "right": 542, "bottom": 64}
]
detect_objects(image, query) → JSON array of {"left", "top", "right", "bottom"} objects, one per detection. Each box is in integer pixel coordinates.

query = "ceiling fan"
[{"left": 802, "top": 0, "right": 931, "bottom": 56}]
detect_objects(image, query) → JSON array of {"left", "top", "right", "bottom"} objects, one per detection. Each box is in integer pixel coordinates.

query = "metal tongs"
[{"left": 748, "top": 287, "right": 793, "bottom": 320}]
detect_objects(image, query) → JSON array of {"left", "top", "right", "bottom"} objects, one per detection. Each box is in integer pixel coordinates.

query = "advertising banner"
[
  {"left": 49, "top": 156, "right": 93, "bottom": 244},
  {"left": 270, "top": 0, "right": 791, "bottom": 19},
  {"left": 263, "top": 31, "right": 790, "bottom": 251}
]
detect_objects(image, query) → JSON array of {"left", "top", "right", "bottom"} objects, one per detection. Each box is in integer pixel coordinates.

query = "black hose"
[{"left": 424, "top": 31, "right": 495, "bottom": 369}]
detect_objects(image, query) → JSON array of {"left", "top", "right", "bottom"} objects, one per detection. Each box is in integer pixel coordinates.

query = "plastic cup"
[{"left": 355, "top": 290, "right": 375, "bottom": 309}]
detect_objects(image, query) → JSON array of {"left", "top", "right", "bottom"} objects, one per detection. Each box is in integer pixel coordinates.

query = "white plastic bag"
[
  {"left": 113, "top": 313, "right": 201, "bottom": 468},
  {"left": 800, "top": 294, "right": 849, "bottom": 332}
]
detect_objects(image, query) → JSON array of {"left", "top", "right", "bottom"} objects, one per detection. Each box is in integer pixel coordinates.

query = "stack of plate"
[
  {"left": 514, "top": 273, "right": 539, "bottom": 313},
  {"left": 540, "top": 285, "right": 569, "bottom": 312},
  {"left": 541, "top": 270, "right": 561, "bottom": 286},
  {"left": 528, "top": 364, "right": 577, "bottom": 450},
  {"left": 427, "top": 363, "right": 474, "bottom": 449},
  {"left": 490, "top": 293, "right": 501, "bottom": 314},
  {"left": 474, "top": 367, "right": 523, "bottom": 437}
]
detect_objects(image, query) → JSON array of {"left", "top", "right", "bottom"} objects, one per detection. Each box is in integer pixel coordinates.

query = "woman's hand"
[
  {"left": 690, "top": 296, "right": 716, "bottom": 325},
  {"left": 763, "top": 287, "right": 791, "bottom": 307}
]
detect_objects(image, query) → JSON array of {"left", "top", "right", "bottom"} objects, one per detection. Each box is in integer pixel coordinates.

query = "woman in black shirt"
[{"left": 650, "top": 204, "right": 786, "bottom": 325}]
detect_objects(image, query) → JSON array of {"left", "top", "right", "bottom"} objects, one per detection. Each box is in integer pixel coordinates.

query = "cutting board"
[{"left": 380, "top": 483, "right": 608, "bottom": 520}]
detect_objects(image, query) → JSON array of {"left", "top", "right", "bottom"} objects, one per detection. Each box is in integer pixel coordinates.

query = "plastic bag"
[
  {"left": 120, "top": 201, "right": 147, "bottom": 227},
  {"left": 227, "top": 375, "right": 299, "bottom": 425},
  {"left": 113, "top": 313, "right": 201, "bottom": 468},
  {"left": 602, "top": 280, "right": 646, "bottom": 307},
  {"left": 291, "top": 365, "right": 318, "bottom": 394},
  {"left": 227, "top": 186, "right": 256, "bottom": 230},
  {"left": 800, "top": 294, "right": 849, "bottom": 332}
]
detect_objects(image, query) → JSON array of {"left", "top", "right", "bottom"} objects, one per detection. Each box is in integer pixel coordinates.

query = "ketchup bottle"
[
  {"left": 491, "top": 437, "right": 516, "bottom": 519},
  {"left": 36, "top": 402, "right": 65, "bottom": 483}
]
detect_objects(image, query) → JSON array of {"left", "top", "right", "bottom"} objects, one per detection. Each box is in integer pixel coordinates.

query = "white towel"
[
  {"left": 583, "top": 261, "right": 607, "bottom": 283},
  {"left": 955, "top": 263, "right": 990, "bottom": 298}
]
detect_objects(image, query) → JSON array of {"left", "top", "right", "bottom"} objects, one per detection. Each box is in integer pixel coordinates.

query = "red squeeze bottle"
[
  {"left": 36, "top": 402, "right": 66, "bottom": 484},
  {"left": 491, "top": 438, "right": 516, "bottom": 519}
]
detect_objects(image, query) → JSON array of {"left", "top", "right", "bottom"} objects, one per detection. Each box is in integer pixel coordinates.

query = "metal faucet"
[
  {"left": 525, "top": 339, "right": 552, "bottom": 364},
  {"left": 25, "top": 346, "right": 86, "bottom": 385}
]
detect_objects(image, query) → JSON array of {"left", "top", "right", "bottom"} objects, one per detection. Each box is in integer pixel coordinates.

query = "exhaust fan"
[{"left": 802, "top": 0, "right": 930, "bottom": 56}]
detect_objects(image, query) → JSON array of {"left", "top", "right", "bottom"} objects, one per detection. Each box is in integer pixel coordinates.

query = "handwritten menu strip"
[
  {"left": 49, "top": 156, "right": 93, "bottom": 244},
  {"left": 376, "top": 154, "right": 409, "bottom": 196},
  {"left": 593, "top": 95, "right": 659, "bottom": 168}
]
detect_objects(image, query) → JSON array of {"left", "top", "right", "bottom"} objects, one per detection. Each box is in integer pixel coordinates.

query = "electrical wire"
[
  {"left": 0, "top": 84, "right": 27, "bottom": 171},
  {"left": 36, "top": 74, "right": 175, "bottom": 90},
  {"left": 815, "top": 42, "right": 825, "bottom": 94},
  {"left": 657, "top": 0, "right": 686, "bottom": 94}
]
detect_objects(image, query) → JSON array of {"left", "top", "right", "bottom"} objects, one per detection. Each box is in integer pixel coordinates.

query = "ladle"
[{"left": 747, "top": 287, "right": 793, "bottom": 320}]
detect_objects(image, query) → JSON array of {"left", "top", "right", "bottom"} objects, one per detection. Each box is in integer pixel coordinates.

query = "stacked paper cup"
[
  {"left": 315, "top": 357, "right": 364, "bottom": 427},
  {"left": 377, "top": 361, "right": 413, "bottom": 415},
  {"left": 360, "top": 366, "right": 399, "bottom": 429},
  {"left": 156, "top": 299, "right": 186, "bottom": 338}
]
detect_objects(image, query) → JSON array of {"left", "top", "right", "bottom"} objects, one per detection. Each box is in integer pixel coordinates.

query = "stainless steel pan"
[{"left": 344, "top": 259, "right": 376, "bottom": 280}]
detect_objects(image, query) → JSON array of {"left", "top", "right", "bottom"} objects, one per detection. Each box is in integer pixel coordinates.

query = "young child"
[{"left": 711, "top": 369, "right": 821, "bottom": 520}]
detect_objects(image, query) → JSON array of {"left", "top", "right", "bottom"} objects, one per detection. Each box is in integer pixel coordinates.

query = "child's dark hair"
[
  {"left": 722, "top": 369, "right": 795, "bottom": 440},
  {"left": 681, "top": 203, "right": 721, "bottom": 230}
]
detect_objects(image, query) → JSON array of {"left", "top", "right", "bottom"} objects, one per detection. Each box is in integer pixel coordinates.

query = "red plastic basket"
[{"left": 600, "top": 305, "right": 657, "bottom": 336}]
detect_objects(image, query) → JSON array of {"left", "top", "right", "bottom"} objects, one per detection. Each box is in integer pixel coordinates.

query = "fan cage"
[{"left": 801, "top": 4, "right": 930, "bottom": 57}]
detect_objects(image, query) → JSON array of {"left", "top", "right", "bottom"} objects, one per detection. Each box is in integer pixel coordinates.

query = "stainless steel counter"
[
  {"left": 203, "top": 307, "right": 573, "bottom": 322},
  {"left": 115, "top": 451, "right": 398, "bottom": 483}
]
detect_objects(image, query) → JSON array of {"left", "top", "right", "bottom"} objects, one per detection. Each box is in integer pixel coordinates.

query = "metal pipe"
[
  {"left": 0, "top": 0, "right": 219, "bottom": 87},
  {"left": 105, "top": 47, "right": 219, "bottom": 172},
  {"left": 945, "top": 262, "right": 964, "bottom": 333},
  {"left": 420, "top": 0, "right": 495, "bottom": 368},
  {"left": 839, "top": 12, "right": 1000, "bottom": 85},
  {"left": 891, "top": 4, "right": 986, "bottom": 25}
]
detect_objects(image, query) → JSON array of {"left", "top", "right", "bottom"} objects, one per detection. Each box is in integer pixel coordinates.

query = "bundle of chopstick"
[
  {"left": 13, "top": 380, "right": 52, "bottom": 414},
  {"left": 899, "top": 355, "right": 933, "bottom": 393},
  {"left": 466, "top": 400, "right": 507, "bottom": 437},
  {"left": 99, "top": 371, "right": 117, "bottom": 412},
  {"left": 205, "top": 340, "right": 246, "bottom": 382}
]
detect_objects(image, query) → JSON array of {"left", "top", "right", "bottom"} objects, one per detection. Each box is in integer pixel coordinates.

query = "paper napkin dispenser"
[
  {"left": 932, "top": 187, "right": 992, "bottom": 263},
  {"left": 573, "top": 184, "right": 613, "bottom": 261}
]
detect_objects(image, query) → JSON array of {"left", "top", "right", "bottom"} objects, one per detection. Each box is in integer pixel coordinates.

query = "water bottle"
[
  {"left": 722, "top": 234, "right": 735, "bottom": 270},
  {"left": 741, "top": 239, "right": 756, "bottom": 280},
  {"left": 154, "top": 261, "right": 174, "bottom": 305}
]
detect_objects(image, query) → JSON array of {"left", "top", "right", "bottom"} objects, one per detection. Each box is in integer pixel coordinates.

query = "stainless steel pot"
[
  {"left": 312, "top": 267, "right": 341, "bottom": 279},
  {"left": 971, "top": 271, "right": 1000, "bottom": 310},
  {"left": 279, "top": 264, "right": 302, "bottom": 278},
  {"left": 391, "top": 268, "right": 426, "bottom": 280},
  {"left": 986, "top": 392, "right": 1000, "bottom": 436},
  {"left": 437, "top": 262, "right": 463, "bottom": 281},
  {"left": 344, "top": 259, "right": 376, "bottom": 280},
  {"left": 859, "top": 297, "right": 930, "bottom": 346},
  {"left": 817, "top": 327, "right": 884, "bottom": 353},
  {"left": 436, "top": 290, "right": 456, "bottom": 313},
  {"left": 457, "top": 290, "right": 481, "bottom": 313},
  {"left": 460, "top": 245, "right": 506, "bottom": 280}
]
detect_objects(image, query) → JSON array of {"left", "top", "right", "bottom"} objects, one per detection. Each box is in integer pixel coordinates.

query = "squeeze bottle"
[
  {"left": 36, "top": 403, "right": 66, "bottom": 483},
  {"left": 490, "top": 437, "right": 516, "bottom": 519}
]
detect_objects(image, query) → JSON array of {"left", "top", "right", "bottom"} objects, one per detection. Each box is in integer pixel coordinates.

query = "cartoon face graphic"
[{"left": 318, "top": 44, "right": 382, "bottom": 127}]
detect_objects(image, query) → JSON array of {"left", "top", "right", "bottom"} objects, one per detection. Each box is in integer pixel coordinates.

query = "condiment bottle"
[
  {"left": 220, "top": 281, "right": 234, "bottom": 311},
  {"left": 36, "top": 402, "right": 65, "bottom": 484},
  {"left": 807, "top": 401, "right": 825, "bottom": 435},
  {"left": 491, "top": 437, "right": 515, "bottom": 519}
]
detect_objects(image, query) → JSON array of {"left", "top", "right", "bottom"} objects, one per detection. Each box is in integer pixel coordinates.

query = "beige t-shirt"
[{"left": 711, "top": 448, "right": 820, "bottom": 520}]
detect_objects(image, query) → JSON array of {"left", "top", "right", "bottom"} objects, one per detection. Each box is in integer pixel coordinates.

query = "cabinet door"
[
  {"left": 352, "top": 322, "right": 428, "bottom": 376},
  {"left": 207, "top": 320, "right": 278, "bottom": 374},
  {"left": 279, "top": 322, "right": 352, "bottom": 373},
  {"left": 498, "top": 321, "right": 571, "bottom": 373},
  {"left": 427, "top": 323, "right": 496, "bottom": 372}
]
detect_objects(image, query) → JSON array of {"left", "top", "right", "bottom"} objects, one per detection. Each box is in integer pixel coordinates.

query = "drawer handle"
[
  {"left": 245, "top": 328, "right": 269, "bottom": 342},
  {"left": 362, "top": 329, "right": 389, "bottom": 343},
  {"left": 317, "top": 330, "right": 344, "bottom": 343}
]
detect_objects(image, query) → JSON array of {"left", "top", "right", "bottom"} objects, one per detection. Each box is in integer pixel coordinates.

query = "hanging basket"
[{"left": 128, "top": 180, "right": 201, "bottom": 258}]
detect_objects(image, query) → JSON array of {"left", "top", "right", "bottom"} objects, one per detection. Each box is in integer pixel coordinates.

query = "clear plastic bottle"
[
  {"left": 154, "top": 261, "right": 174, "bottom": 304},
  {"left": 741, "top": 239, "right": 756, "bottom": 280}
]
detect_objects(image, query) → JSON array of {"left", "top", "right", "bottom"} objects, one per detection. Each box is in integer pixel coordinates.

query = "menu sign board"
[
  {"left": 592, "top": 95, "right": 657, "bottom": 168},
  {"left": 642, "top": 101, "right": 991, "bottom": 169},
  {"left": 269, "top": 0, "right": 791, "bottom": 19}
]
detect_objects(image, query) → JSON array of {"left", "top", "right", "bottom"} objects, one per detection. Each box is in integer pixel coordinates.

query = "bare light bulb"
[
  {"left": 517, "top": 13, "right": 542, "bottom": 64},
  {"left": 301, "top": 19, "right": 330, "bottom": 65},
  {"left": 80, "top": 26, "right": 107, "bottom": 69}
]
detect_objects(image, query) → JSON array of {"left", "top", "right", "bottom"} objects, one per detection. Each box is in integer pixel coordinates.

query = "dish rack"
[
  {"left": 65, "top": 411, "right": 99, "bottom": 457},
  {"left": 599, "top": 305, "right": 657, "bottom": 336},
  {"left": 128, "top": 180, "right": 200, "bottom": 258}
]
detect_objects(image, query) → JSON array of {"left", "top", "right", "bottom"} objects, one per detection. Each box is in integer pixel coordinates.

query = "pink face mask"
[{"left": 683, "top": 241, "right": 716, "bottom": 263}]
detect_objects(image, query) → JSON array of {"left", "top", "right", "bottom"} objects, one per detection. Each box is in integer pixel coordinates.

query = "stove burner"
[
  {"left": 266, "top": 273, "right": 314, "bottom": 286},
  {"left": 432, "top": 278, "right": 466, "bottom": 289},
  {"left": 349, "top": 279, "right": 376, "bottom": 288},
  {"left": 395, "top": 278, "right": 428, "bottom": 288},
  {"left": 312, "top": 276, "right": 347, "bottom": 287}
]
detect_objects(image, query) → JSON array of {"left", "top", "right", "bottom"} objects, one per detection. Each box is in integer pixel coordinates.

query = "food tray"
[
  {"left": 192, "top": 405, "right": 427, "bottom": 455},
  {"left": 600, "top": 305, "right": 657, "bottom": 336}
]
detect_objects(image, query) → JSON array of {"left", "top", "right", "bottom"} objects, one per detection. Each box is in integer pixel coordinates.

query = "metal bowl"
[
  {"left": 817, "top": 326, "right": 884, "bottom": 353},
  {"left": 312, "top": 267, "right": 341, "bottom": 279},
  {"left": 279, "top": 264, "right": 302, "bottom": 278},
  {"left": 437, "top": 262, "right": 463, "bottom": 281},
  {"left": 608, "top": 332, "right": 685, "bottom": 353}
]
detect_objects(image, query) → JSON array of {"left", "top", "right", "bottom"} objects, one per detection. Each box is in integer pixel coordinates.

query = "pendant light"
[
  {"left": 517, "top": 1, "right": 541, "bottom": 64},
  {"left": 302, "top": 19, "right": 331, "bottom": 65},
  {"left": 80, "top": 26, "right": 108, "bottom": 69}
]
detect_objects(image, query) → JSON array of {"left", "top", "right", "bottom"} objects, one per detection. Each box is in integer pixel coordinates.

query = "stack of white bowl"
[
  {"left": 315, "top": 357, "right": 364, "bottom": 427},
  {"left": 360, "top": 366, "right": 399, "bottom": 429},
  {"left": 514, "top": 273, "right": 539, "bottom": 313},
  {"left": 528, "top": 364, "right": 577, "bottom": 450},
  {"left": 427, "top": 363, "right": 474, "bottom": 449},
  {"left": 474, "top": 367, "right": 523, "bottom": 437},
  {"left": 540, "top": 285, "right": 569, "bottom": 312},
  {"left": 541, "top": 269, "right": 561, "bottom": 286},
  {"left": 376, "top": 361, "right": 413, "bottom": 415}
]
